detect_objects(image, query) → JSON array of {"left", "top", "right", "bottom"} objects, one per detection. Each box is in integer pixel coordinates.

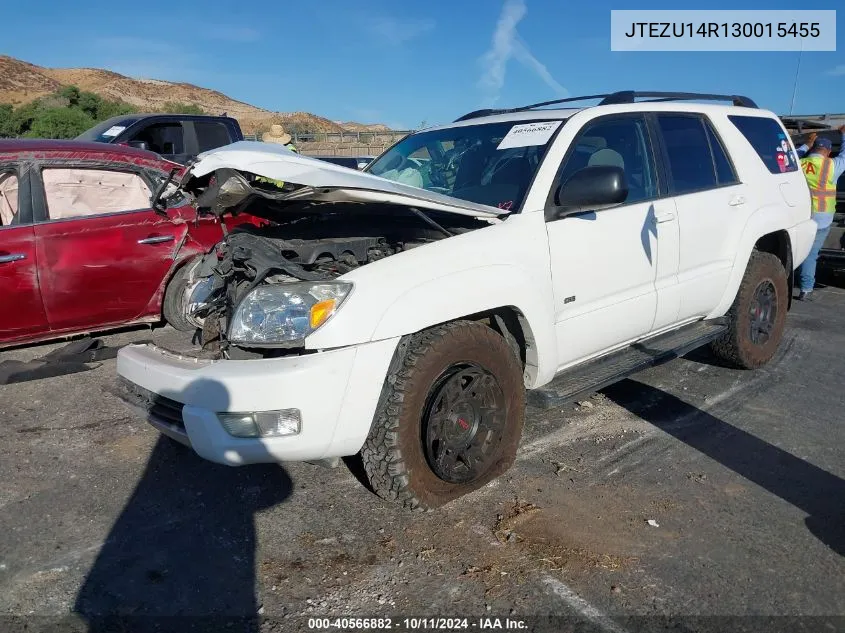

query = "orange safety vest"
[{"left": 800, "top": 155, "right": 837, "bottom": 213}]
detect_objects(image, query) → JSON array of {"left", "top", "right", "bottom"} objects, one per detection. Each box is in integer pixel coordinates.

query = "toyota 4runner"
[{"left": 115, "top": 91, "right": 817, "bottom": 509}]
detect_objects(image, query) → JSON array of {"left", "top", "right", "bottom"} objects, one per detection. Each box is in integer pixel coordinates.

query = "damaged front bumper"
[{"left": 115, "top": 338, "right": 399, "bottom": 465}]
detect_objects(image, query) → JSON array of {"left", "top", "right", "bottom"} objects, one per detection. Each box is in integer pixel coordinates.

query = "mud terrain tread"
[
  {"left": 710, "top": 251, "right": 787, "bottom": 369},
  {"left": 361, "top": 320, "right": 524, "bottom": 511}
]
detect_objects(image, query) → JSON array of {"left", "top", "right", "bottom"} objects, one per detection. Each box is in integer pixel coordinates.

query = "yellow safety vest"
[{"left": 800, "top": 155, "right": 837, "bottom": 213}]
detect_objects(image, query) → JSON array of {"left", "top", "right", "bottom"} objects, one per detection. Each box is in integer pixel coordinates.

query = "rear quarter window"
[{"left": 728, "top": 115, "right": 799, "bottom": 174}]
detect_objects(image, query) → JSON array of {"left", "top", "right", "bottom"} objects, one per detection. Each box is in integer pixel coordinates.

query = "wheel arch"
[{"left": 708, "top": 207, "right": 795, "bottom": 319}]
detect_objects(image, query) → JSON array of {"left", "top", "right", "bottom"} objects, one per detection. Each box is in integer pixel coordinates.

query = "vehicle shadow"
[
  {"left": 603, "top": 378, "right": 845, "bottom": 557},
  {"left": 73, "top": 378, "right": 293, "bottom": 632}
]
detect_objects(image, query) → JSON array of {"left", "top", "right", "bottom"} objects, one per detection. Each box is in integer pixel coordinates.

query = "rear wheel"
[
  {"left": 710, "top": 251, "right": 788, "bottom": 369},
  {"left": 361, "top": 320, "right": 525, "bottom": 510}
]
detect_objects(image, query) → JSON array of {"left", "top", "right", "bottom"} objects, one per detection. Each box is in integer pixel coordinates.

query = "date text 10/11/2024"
[{"left": 307, "top": 617, "right": 529, "bottom": 630}]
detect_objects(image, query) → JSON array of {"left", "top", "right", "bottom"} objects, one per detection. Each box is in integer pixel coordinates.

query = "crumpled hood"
[{"left": 181, "top": 141, "right": 509, "bottom": 219}]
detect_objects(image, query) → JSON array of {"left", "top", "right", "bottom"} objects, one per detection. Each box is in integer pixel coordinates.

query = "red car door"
[
  {"left": 0, "top": 164, "right": 49, "bottom": 342},
  {"left": 32, "top": 163, "right": 189, "bottom": 332}
]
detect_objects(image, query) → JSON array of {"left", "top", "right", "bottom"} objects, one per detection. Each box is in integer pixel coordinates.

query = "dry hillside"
[{"left": 0, "top": 55, "right": 390, "bottom": 135}]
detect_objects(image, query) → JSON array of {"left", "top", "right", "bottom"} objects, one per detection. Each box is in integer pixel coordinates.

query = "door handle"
[
  {"left": 137, "top": 235, "right": 175, "bottom": 245},
  {"left": 0, "top": 253, "right": 26, "bottom": 264},
  {"left": 654, "top": 211, "right": 676, "bottom": 223},
  {"left": 729, "top": 195, "right": 746, "bottom": 207}
]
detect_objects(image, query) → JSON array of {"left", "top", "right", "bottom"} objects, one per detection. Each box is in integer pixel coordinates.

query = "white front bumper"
[{"left": 116, "top": 337, "right": 399, "bottom": 465}]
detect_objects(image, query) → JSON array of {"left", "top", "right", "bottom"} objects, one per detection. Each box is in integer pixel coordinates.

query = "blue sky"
[{"left": 3, "top": 0, "right": 844, "bottom": 129}]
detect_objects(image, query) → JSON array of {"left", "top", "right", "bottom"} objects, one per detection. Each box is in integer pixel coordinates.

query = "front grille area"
[{"left": 116, "top": 377, "right": 186, "bottom": 432}]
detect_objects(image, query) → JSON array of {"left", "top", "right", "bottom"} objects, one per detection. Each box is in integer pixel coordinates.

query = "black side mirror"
[
  {"left": 550, "top": 165, "right": 628, "bottom": 219},
  {"left": 127, "top": 140, "right": 150, "bottom": 151}
]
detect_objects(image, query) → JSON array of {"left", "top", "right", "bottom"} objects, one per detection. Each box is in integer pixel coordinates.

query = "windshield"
[
  {"left": 75, "top": 116, "right": 139, "bottom": 143},
  {"left": 366, "top": 119, "right": 563, "bottom": 211}
]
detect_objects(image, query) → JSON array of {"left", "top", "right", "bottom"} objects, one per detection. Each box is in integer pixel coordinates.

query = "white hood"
[{"left": 187, "top": 141, "right": 509, "bottom": 218}]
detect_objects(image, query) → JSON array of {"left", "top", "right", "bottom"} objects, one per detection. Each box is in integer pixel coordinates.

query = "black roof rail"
[
  {"left": 599, "top": 91, "right": 757, "bottom": 108},
  {"left": 454, "top": 91, "right": 757, "bottom": 122}
]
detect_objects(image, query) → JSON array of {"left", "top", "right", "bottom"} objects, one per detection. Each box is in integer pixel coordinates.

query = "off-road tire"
[
  {"left": 361, "top": 320, "right": 526, "bottom": 510},
  {"left": 162, "top": 261, "right": 196, "bottom": 333},
  {"left": 710, "top": 251, "right": 788, "bottom": 369}
]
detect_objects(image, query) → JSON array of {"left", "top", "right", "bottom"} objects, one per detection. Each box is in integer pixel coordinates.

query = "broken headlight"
[{"left": 228, "top": 282, "right": 353, "bottom": 346}]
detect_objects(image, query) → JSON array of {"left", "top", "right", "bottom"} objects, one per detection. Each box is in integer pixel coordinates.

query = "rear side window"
[
  {"left": 195, "top": 121, "right": 233, "bottom": 153},
  {"left": 728, "top": 115, "right": 798, "bottom": 174},
  {"left": 656, "top": 114, "right": 717, "bottom": 195},
  {"left": 703, "top": 119, "right": 739, "bottom": 185}
]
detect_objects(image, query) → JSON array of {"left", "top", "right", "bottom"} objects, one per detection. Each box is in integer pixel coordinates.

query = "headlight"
[{"left": 228, "top": 281, "right": 353, "bottom": 346}]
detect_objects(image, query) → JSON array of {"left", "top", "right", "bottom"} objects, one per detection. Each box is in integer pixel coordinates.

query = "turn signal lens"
[{"left": 309, "top": 299, "right": 337, "bottom": 329}]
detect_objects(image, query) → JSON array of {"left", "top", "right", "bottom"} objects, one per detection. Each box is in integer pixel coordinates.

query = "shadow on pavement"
[
  {"left": 73, "top": 378, "right": 293, "bottom": 632},
  {"left": 603, "top": 378, "right": 845, "bottom": 557}
]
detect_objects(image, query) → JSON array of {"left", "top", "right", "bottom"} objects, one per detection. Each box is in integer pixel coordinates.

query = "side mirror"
[
  {"left": 550, "top": 165, "right": 628, "bottom": 219},
  {"left": 127, "top": 140, "right": 150, "bottom": 151}
]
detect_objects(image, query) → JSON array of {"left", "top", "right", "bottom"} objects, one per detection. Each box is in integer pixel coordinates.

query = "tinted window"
[
  {"left": 728, "top": 115, "right": 799, "bottom": 174},
  {"left": 703, "top": 119, "right": 739, "bottom": 185},
  {"left": 75, "top": 116, "right": 140, "bottom": 142},
  {"left": 657, "top": 115, "right": 717, "bottom": 194},
  {"left": 130, "top": 123, "right": 185, "bottom": 155},
  {"left": 556, "top": 116, "right": 657, "bottom": 205},
  {"left": 195, "top": 121, "right": 233, "bottom": 153}
]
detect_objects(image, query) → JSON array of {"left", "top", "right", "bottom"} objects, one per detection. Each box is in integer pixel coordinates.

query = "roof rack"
[
  {"left": 780, "top": 113, "right": 845, "bottom": 133},
  {"left": 454, "top": 91, "right": 758, "bottom": 122}
]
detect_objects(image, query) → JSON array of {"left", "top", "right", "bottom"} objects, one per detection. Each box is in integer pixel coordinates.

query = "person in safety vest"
[
  {"left": 794, "top": 126, "right": 845, "bottom": 301},
  {"left": 257, "top": 124, "right": 299, "bottom": 188}
]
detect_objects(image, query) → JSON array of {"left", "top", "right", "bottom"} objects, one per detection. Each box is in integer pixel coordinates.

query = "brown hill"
[{"left": 0, "top": 55, "right": 390, "bottom": 135}]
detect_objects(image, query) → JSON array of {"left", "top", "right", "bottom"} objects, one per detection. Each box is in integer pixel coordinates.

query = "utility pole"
[{"left": 789, "top": 39, "right": 804, "bottom": 116}]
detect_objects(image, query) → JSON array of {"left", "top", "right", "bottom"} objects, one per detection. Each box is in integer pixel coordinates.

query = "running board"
[{"left": 527, "top": 319, "right": 728, "bottom": 409}]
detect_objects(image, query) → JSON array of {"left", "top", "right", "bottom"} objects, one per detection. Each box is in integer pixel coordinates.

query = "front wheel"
[
  {"left": 710, "top": 251, "right": 788, "bottom": 369},
  {"left": 361, "top": 321, "right": 525, "bottom": 510},
  {"left": 162, "top": 261, "right": 198, "bottom": 333}
]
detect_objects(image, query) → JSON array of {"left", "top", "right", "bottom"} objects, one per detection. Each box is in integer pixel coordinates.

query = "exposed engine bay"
[
  {"left": 149, "top": 158, "right": 509, "bottom": 359},
  {"left": 180, "top": 202, "right": 484, "bottom": 358}
]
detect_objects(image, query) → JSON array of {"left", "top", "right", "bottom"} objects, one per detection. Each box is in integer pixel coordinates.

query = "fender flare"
[
  {"left": 367, "top": 264, "right": 559, "bottom": 388},
  {"left": 708, "top": 205, "right": 794, "bottom": 318}
]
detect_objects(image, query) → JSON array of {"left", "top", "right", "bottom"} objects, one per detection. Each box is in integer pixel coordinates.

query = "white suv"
[{"left": 117, "top": 91, "right": 817, "bottom": 509}]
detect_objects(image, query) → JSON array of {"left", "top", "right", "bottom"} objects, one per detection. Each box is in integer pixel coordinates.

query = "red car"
[{"left": 0, "top": 139, "right": 254, "bottom": 348}]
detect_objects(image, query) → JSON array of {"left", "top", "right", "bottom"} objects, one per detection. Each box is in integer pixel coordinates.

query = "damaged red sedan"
[{"left": 0, "top": 139, "right": 255, "bottom": 348}]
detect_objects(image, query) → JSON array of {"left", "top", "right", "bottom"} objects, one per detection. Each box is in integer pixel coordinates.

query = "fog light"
[
  {"left": 217, "top": 409, "right": 301, "bottom": 438},
  {"left": 218, "top": 413, "right": 260, "bottom": 438}
]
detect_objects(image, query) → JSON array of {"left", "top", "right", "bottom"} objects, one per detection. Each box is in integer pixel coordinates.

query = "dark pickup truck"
[
  {"left": 787, "top": 119, "right": 845, "bottom": 270},
  {"left": 77, "top": 114, "right": 244, "bottom": 165}
]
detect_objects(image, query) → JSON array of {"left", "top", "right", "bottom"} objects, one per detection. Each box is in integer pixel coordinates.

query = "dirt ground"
[{"left": 1, "top": 278, "right": 844, "bottom": 633}]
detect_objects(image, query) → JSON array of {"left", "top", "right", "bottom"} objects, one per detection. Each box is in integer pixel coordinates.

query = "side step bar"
[{"left": 527, "top": 319, "right": 728, "bottom": 409}]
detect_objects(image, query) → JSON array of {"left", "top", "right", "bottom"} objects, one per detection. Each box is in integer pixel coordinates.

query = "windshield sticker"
[
  {"left": 101, "top": 125, "right": 126, "bottom": 137},
  {"left": 497, "top": 121, "right": 562, "bottom": 150}
]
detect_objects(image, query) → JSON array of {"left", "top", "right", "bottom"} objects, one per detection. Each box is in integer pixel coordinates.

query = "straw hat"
[{"left": 263, "top": 124, "right": 292, "bottom": 145}]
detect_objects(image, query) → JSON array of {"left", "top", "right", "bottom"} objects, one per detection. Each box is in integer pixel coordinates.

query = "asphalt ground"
[{"left": 1, "top": 273, "right": 844, "bottom": 633}]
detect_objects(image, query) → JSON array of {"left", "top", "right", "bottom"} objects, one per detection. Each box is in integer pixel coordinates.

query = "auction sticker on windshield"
[
  {"left": 102, "top": 126, "right": 126, "bottom": 137},
  {"left": 497, "top": 121, "right": 562, "bottom": 150}
]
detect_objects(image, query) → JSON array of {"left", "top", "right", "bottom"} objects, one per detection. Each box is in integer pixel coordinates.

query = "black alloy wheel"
[{"left": 422, "top": 364, "right": 507, "bottom": 484}]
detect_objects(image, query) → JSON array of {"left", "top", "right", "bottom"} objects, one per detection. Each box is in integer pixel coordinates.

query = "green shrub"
[
  {"left": 25, "top": 108, "right": 96, "bottom": 139},
  {"left": 160, "top": 101, "right": 204, "bottom": 114}
]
